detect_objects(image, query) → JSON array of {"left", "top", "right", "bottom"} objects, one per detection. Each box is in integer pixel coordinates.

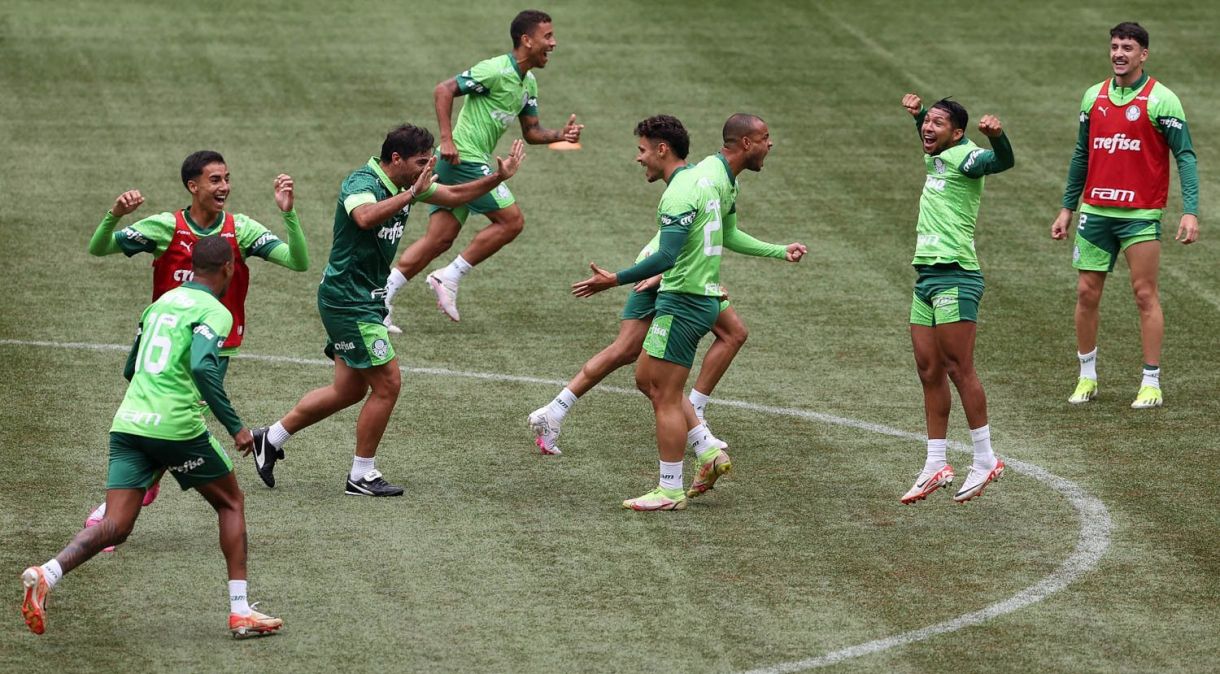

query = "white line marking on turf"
[
  {"left": 810, "top": 6, "right": 935, "bottom": 93},
  {"left": 0, "top": 338, "right": 1112, "bottom": 672}
]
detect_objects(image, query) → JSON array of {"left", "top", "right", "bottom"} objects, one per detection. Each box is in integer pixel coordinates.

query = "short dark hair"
[
  {"left": 380, "top": 124, "right": 435, "bottom": 162},
  {"left": 192, "top": 235, "right": 233, "bottom": 273},
  {"left": 635, "top": 115, "right": 690, "bottom": 159},
  {"left": 722, "top": 113, "right": 765, "bottom": 145},
  {"left": 1110, "top": 21, "right": 1149, "bottom": 48},
  {"left": 930, "top": 98, "right": 969, "bottom": 131},
  {"left": 511, "top": 10, "right": 552, "bottom": 47},
  {"left": 181, "top": 150, "right": 225, "bottom": 188}
]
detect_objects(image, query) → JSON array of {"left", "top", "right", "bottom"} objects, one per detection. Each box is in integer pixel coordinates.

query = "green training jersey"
[
  {"left": 452, "top": 54, "right": 539, "bottom": 164},
  {"left": 657, "top": 154, "right": 739, "bottom": 296},
  {"left": 913, "top": 140, "right": 988, "bottom": 270},
  {"left": 1062, "top": 73, "right": 1198, "bottom": 220},
  {"left": 319, "top": 157, "right": 436, "bottom": 308},
  {"left": 111, "top": 283, "right": 233, "bottom": 441},
  {"left": 115, "top": 211, "right": 283, "bottom": 260}
]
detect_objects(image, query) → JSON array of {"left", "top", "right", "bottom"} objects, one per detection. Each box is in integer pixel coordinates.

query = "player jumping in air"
[
  {"left": 382, "top": 9, "right": 583, "bottom": 329},
  {"left": 247, "top": 126, "right": 524, "bottom": 496},
  {"left": 83, "top": 151, "right": 309, "bottom": 548},
  {"left": 528, "top": 115, "right": 761, "bottom": 465},
  {"left": 21, "top": 236, "right": 282, "bottom": 638},
  {"left": 1049, "top": 21, "right": 1199, "bottom": 409},
  {"left": 573, "top": 114, "right": 806, "bottom": 511},
  {"left": 898, "top": 95, "right": 1014, "bottom": 505}
]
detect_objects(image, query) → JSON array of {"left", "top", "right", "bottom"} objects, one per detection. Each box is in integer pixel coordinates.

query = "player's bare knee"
[
  {"left": 611, "top": 344, "right": 641, "bottom": 367},
  {"left": 1131, "top": 283, "right": 1160, "bottom": 313},
  {"left": 725, "top": 324, "right": 748, "bottom": 350},
  {"left": 493, "top": 211, "right": 525, "bottom": 238}
]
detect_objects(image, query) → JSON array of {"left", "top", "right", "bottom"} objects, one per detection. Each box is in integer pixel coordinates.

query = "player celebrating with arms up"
[
  {"left": 898, "top": 95, "right": 1014, "bottom": 505},
  {"left": 573, "top": 114, "right": 805, "bottom": 511},
  {"left": 382, "top": 9, "right": 582, "bottom": 328},
  {"left": 1049, "top": 21, "right": 1199, "bottom": 409}
]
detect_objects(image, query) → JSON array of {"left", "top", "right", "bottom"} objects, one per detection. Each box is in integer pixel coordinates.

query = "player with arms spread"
[
  {"left": 83, "top": 150, "right": 309, "bottom": 546},
  {"left": 382, "top": 9, "right": 583, "bottom": 328},
  {"left": 247, "top": 125, "right": 525, "bottom": 496},
  {"left": 898, "top": 95, "right": 1014, "bottom": 505},
  {"left": 573, "top": 114, "right": 805, "bottom": 511},
  {"left": 21, "top": 237, "right": 282, "bottom": 639},
  {"left": 1049, "top": 21, "right": 1199, "bottom": 409}
]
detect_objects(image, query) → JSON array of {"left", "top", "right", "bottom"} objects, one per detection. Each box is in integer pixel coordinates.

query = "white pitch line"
[{"left": 0, "top": 338, "right": 1111, "bottom": 671}]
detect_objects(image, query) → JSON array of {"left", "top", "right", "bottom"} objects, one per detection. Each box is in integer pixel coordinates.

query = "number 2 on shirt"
[{"left": 703, "top": 199, "right": 723, "bottom": 256}]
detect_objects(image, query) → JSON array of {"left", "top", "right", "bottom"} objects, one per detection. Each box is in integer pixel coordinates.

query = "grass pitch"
[{"left": 1, "top": 1, "right": 1218, "bottom": 672}]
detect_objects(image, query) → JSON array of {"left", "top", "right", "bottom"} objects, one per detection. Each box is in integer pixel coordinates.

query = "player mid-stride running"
[{"left": 897, "top": 95, "right": 1013, "bottom": 505}]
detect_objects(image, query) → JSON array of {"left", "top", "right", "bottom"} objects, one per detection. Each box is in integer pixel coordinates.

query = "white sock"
[
  {"left": 689, "top": 389, "right": 710, "bottom": 421},
  {"left": 267, "top": 421, "right": 291, "bottom": 448},
  {"left": 924, "top": 438, "right": 947, "bottom": 471},
  {"left": 659, "top": 460, "right": 683, "bottom": 491},
  {"left": 385, "top": 268, "right": 409, "bottom": 303},
  {"left": 1078, "top": 348, "right": 1098, "bottom": 380},
  {"left": 439, "top": 255, "right": 473, "bottom": 284},
  {"left": 89, "top": 502, "right": 106, "bottom": 521},
  {"left": 687, "top": 424, "right": 716, "bottom": 459},
  {"left": 547, "top": 388, "right": 579, "bottom": 421},
  {"left": 351, "top": 456, "right": 375, "bottom": 481},
  {"left": 970, "top": 425, "right": 996, "bottom": 470},
  {"left": 1141, "top": 365, "right": 1161, "bottom": 389},
  {"left": 40, "top": 560, "right": 63, "bottom": 588},
  {"left": 229, "top": 580, "right": 250, "bottom": 616}
]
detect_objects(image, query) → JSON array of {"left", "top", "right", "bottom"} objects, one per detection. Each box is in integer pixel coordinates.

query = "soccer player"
[
  {"left": 247, "top": 125, "right": 525, "bottom": 496},
  {"left": 1049, "top": 21, "right": 1199, "bottom": 409},
  {"left": 572, "top": 114, "right": 806, "bottom": 511},
  {"left": 83, "top": 151, "right": 309, "bottom": 546},
  {"left": 382, "top": 9, "right": 583, "bottom": 329},
  {"left": 21, "top": 236, "right": 282, "bottom": 638},
  {"left": 527, "top": 115, "right": 753, "bottom": 461},
  {"left": 897, "top": 95, "right": 1013, "bottom": 505}
]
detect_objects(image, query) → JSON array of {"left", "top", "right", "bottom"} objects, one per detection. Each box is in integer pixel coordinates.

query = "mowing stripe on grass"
[{"left": 0, "top": 338, "right": 1112, "bottom": 671}]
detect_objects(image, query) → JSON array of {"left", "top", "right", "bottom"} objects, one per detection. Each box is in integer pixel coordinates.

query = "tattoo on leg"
[{"left": 56, "top": 520, "right": 120, "bottom": 574}]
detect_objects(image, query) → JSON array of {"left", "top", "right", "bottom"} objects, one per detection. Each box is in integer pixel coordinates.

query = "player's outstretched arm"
[
  {"left": 902, "top": 93, "right": 926, "bottom": 136},
  {"left": 435, "top": 78, "right": 462, "bottom": 165},
  {"left": 89, "top": 190, "right": 145, "bottom": 256},
  {"left": 571, "top": 263, "right": 617, "bottom": 298},
  {"left": 957, "top": 116, "right": 1014, "bottom": 179},
  {"left": 519, "top": 113, "right": 583, "bottom": 145},
  {"left": 350, "top": 158, "right": 439, "bottom": 230},
  {"left": 423, "top": 140, "right": 527, "bottom": 207}
]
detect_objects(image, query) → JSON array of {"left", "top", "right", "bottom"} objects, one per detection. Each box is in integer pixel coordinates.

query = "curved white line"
[{"left": 0, "top": 338, "right": 1111, "bottom": 671}]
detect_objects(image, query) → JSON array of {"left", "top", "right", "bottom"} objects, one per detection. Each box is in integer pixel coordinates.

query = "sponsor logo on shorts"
[
  {"left": 924, "top": 175, "right": 946, "bottom": 192},
  {"left": 1092, "top": 133, "right": 1142, "bottom": 154},
  {"left": 648, "top": 325, "right": 668, "bottom": 339},
  {"left": 333, "top": 340, "right": 356, "bottom": 352},
  {"left": 1089, "top": 187, "right": 1136, "bottom": 203},
  {"left": 1073, "top": 246, "right": 1081, "bottom": 262},
  {"left": 377, "top": 222, "right": 404, "bottom": 241},
  {"left": 932, "top": 294, "right": 957, "bottom": 309},
  {"left": 118, "top": 409, "right": 163, "bottom": 426},
  {"left": 495, "top": 184, "right": 511, "bottom": 200},
  {"left": 1125, "top": 106, "right": 1141, "bottom": 122},
  {"left": 168, "top": 457, "right": 206, "bottom": 474},
  {"left": 173, "top": 269, "right": 195, "bottom": 282},
  {"left": 371, "top": 339, "right": 389, "bottom": 360}
]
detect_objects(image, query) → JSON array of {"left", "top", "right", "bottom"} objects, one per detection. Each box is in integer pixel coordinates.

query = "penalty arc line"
[{"left": 0, "top": 338, "right": 1112, "bottom": 672}]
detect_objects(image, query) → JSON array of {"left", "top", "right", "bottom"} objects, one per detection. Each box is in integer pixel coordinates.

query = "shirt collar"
[
  {"left": 367, "top": 157, "right": 401, "bottom": 195},
  {"left": 715, "top": 153, "right": 736, "bottom": 186}
]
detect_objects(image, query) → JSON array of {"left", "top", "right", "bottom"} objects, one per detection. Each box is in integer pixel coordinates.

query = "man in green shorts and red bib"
[
  {"left": 898, "top": 95, "right": 1014, "bottom": 505},
  {"left": 1050, "top": 21, "right": 1199, "bottom": 409},
  {"left": 247, "top": 125, "right": 524, "bottom": 496},
  {"left": 22, "top": 237, "right": 282, "bottom": 639},
  {"left": 573, "top": 114, "right": 805, "bottom": 511},
  {"left": 382, "top": 9, "right": 582, "bottom": 329},
  {"left": 84, "top": 151, "right": 310, "bottom": 546}
]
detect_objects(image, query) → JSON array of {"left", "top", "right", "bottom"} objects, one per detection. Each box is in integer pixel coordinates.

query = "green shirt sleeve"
[
  {"left": 455, "top": 57, "right": 500, "bottom": 96},
  {"left": 123, "top": 323, "right": 142, "bottom": 381},
  {"left": 1150, "top": 86, "right": 1199, "bottom": 215},
  {"left": 613, "top": 228, "right": 688, "bottom": 285},
  {"left": 522, "top": 76, "right": 539, "bottom": 117},
  {"left": 112, "top": 212, "right": 178, "bottom": 257},
  {"left": 341, "top": 172, "right": 381, "bottom": 215},
  {"left": 89, "top": 212, "right": 125, "bottom": 256},
  {"left": 958, "top": 132, "right": 1015, "bottom": 179},
  {"left": 242, "top": 211, "right": 310, "bottom": 271},
  {"left": 721, "top": 212, "right": 787, "bottom": 258},
  {"left": 189, "top": 320, "right": 243, "bottom": 436}
]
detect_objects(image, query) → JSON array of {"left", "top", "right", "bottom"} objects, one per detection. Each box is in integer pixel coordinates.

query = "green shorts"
[
  {"left": 910, "top": 265, "right": 985, "bottom": 327},
  {"left": 621, "top": 289, "right": 729, "bottom": 321},
  {"left": 1073, "top": 212, "right": 1160, "bottom": 272},
  {"left": 427, "top": 159, "right": 516, "bottom": 225},
  {"left": 642, "top": 292, "right": 721, "bottom": 368},
  {"left": 318, "top": 300, "right": 395, "bottom": 369},
  {"left": 107, "top": 431, "right": 233, "bottom": 491}
]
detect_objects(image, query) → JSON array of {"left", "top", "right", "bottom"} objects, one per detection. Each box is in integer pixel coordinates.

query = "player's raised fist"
[
  {"left": 902, "top": 94, "right": 922, "bottom": 116},
  {"left": 562, "top": 113, "right": 584, "bottom": 142},
  {"left": 978, "top": 115, "right": 1003, "bottom": 138},
  {"left": 439, "top": 138, "right": 460, "bottom": 165},
  {"left": 496, "top": 139, "right": 527, "bottom": 179},
  {"left": 785, "top": 242, "right": 808, "bottom": 262},
  {"left": 274, "top": 174, "right": 294, "bottom": 212},
  {"left": 111, "top": 190, "right": 144, "bottom": 217}
]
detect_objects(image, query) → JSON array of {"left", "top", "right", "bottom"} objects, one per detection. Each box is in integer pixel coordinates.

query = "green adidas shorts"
[
  {"left": 910, "top": 265, "right": 985, "bottom": 327},
  {"left": 621, "top": 288, "right": 729, "bottom": 321},
  {"left": 319, "top": 300, "right": 395, "bottom": 369},
  {"left": 107, "top": 431, "right": 233, "bottom": 491},
  {"left": 1073, "top": 212, "right": 1160, "bottom": 272},
  {"left": 642, "top": 292, "right": 721, "bottom": 368},
  {"left": 427, "top": 159, "right": 516, "bottom": 225}
]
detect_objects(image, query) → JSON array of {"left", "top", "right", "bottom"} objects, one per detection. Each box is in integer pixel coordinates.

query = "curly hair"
[{"left": 634, "top": 115, "right": 689, "bottom": 159}]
